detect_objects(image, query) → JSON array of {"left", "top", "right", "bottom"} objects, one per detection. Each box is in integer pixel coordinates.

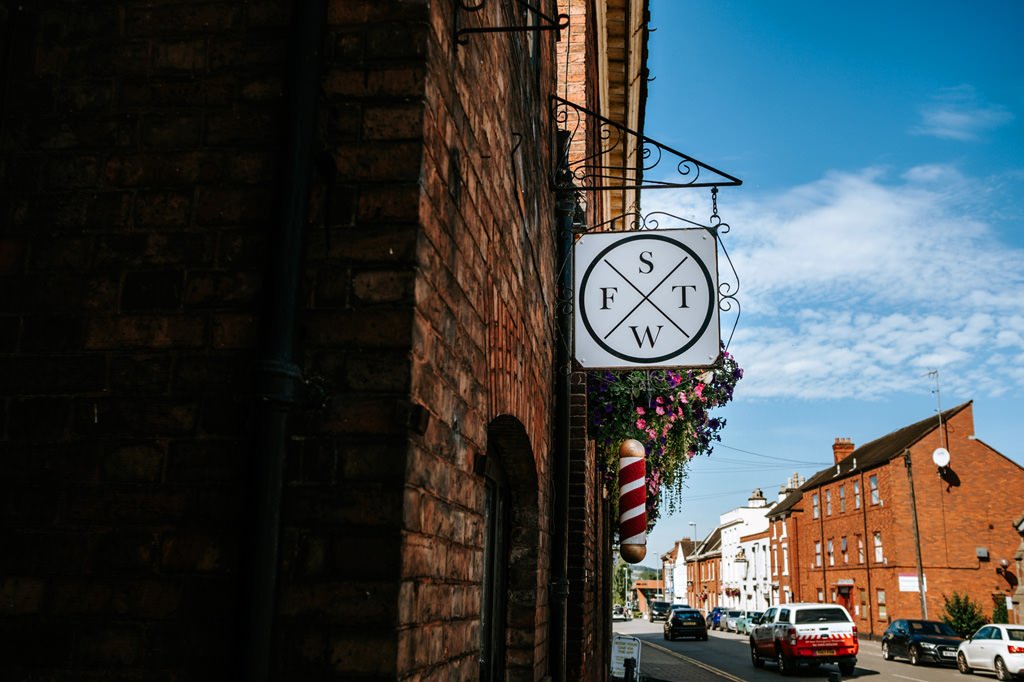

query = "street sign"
[
  {"left": 574, "top": 228, "right": 720, "bottom": 368},
  {"left": 610, "top": 634, "right": 641, "bottom": 679}
]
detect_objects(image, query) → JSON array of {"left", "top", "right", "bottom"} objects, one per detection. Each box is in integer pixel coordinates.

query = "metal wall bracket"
[
  {"left": 455, "top": 0, "right": 569, "bottom": 46},
  {"left": 550, "top": 95, "right": 743, "bottom": 191}
]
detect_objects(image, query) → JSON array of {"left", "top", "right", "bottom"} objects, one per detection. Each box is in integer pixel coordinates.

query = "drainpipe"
[
  {"left": 550, "top": 129, "right": 575, "bottom": 682},
  {"left": 241, "top": 3, "right": 326, "bottom": 681}
]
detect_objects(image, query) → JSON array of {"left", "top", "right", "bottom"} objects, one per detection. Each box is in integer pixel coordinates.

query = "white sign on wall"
[
  {"left": 898, "top": 573, "right": 928, "bottom": 592},
  {"left": 574, "top": 228, "right": 720, "bottom": 368}
]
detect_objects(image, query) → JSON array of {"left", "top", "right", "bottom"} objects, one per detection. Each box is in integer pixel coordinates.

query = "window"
[
  {"left": 773, "top": 547, "right": 779, "bottom": 576},
  {"left": 857, "top": 535, "right": 864, "bottom": 564},
  {"left": 877, "top": 589, "right": 887, "bottom": 620},
  {"left": 782, "top": 545, "right": 790, "bottom": 576},
  {"left": 815, "top": 541, "right": 822, "bottom": 567},
  {"left": 817, "top": 588, "right": 825, "bottom": 602},
  {"left": 825, "top": 489, "right": 832, "bottom": 515},
  {"left": 812, "top": 493, "right": 820, "bottom": 518},
  {"left": 827, "top": 538, "right": 834, "bottom": 566},
  {"left": 874, "top": 532, "right": 883, "bottom": 563},
  {"left": 869, "top": 475, "right": 880, "bottom": 504},
  {"left": 839, "top": 485, "right": 846, "bottom": 512},
  {"left": 841, "top": 536, "right": 848, "bottom": 564},
  {"left": 778, "top": 608, "right": 791, "bottom": 623},
  {"left": 858, "top": 588, "right": 866, "bottom": 617}
]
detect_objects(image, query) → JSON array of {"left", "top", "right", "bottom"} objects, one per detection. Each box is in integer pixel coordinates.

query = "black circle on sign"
[{"left": 579, "top": 232, "right": 715, "bottom": 364}]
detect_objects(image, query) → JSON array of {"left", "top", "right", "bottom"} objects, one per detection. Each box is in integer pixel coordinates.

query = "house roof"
[
  {"left": 768, "top": 401, "right": 972, "bottom": 517},
  {"left": 693, "top": 526, "right": 722, "bottom": 559}
]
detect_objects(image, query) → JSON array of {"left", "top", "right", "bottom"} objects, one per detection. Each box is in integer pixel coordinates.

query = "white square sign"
[{"left": 574, "top": 228, "right": 720, "bottom": 368}]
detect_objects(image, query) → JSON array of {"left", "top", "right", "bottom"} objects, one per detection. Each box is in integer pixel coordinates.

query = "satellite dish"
[{"left": 932, "top": 448, "right": 950, "bottom": 468}]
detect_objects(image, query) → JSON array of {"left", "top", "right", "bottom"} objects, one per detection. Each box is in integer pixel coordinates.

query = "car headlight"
[{"left": 919, "top": 642, "right": 936, "bottom": 649}]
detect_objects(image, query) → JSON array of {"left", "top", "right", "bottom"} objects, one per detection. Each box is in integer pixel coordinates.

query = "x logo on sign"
[{"left": 601, "top": 257, "right": 691, "bottom": 340}]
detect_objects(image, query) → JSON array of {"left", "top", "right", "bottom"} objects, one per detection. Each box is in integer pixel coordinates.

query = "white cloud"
[
  {"left": 912, "top": 85, "right": 1013, "bottom": 141},
  {"left": 645, "top": 164, "right": 1024, "bottom": 402}
]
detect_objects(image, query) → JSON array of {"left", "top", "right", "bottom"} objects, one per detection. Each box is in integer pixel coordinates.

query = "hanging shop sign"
[{"left": 574, "top": 228, "right": 719, "bottom": 368}]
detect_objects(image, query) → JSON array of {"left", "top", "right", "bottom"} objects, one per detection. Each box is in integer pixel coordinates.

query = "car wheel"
[
  {"left": 777, "top": 650, "right": 795, "bottom": 676},
  {"left": 995, "top": 657, "right": 1011, "bottom": 681},
  {"left": 957, "top": 652, "right": 972, "bottom": 674},
  {"left": 838, "top": 660, "right": 856, "bottom": 676},
  {"left": 881, "top": 642, "right": 892, "bottom": 661},
  {"left": 909, "top": 646, "right": 921, "bottom": 666},
  {"left": 751, "top": 643, "right": 764, "bottom": 668}
]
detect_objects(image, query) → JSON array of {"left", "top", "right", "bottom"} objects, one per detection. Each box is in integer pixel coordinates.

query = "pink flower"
[
  {"left": 636, "top": 406, "right": 645, "bottom": 415},
  {"left": 678, "top": 392, "right": 687, "bottom": 403},
  {"left": 695, "top": 384, "right": 705, "bottom": 399},
  {"left": 646, "top": 428, "right": 657, "bottom": 440},
  {"left": 655, "top": 396, "right": 664, "bottom": 405},
  {"left": 636, "top": 418, "right": 647, "bottom": 430},
  {"left": 655, "top": 406, "right": 665, "bottom": 416}
]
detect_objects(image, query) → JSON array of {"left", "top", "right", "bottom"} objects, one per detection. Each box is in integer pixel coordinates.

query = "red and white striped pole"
[{"left": 618, "top": 439, "right": 647, "bottom": 563}]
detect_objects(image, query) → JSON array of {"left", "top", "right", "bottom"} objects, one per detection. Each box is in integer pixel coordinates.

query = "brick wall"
[{"left": 1, "top": 0, "right": 572, "bottom": 680}]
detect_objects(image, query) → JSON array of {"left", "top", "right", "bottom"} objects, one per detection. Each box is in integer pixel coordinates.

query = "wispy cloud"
[
  {"left": 912, "top": 85, "right": 1013, "bottom": 141},
  {"left": 646, "top": 165, "right": 1024, "bottom": 401}
]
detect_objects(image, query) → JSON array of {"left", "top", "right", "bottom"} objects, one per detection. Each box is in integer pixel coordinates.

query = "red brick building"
[
  {"left": 1, "top": 1, "right": 649, "bottom": 680},
  {"left": 687, "top": 527, "right": 722, "bottom": 611},
  {"left": 769, "top": 402, "right": 1024, "bottom": 637}
]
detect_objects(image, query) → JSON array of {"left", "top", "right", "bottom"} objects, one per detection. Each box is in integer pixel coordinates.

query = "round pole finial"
[
  {"left": 620, "top": 543, "right": 647, "bottom": 563},
  {"left": 619, "top": 438, "right": 645, "bottom": 459}
]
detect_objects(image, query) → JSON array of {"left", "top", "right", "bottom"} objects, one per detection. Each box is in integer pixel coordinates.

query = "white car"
[{"left": 956, "top": 623, "right": 1024, "bottom": 680}]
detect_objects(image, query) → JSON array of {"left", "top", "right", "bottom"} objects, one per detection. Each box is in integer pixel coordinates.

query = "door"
[{"left": 480, "top": 456, "right": 509, "bottom": 682}]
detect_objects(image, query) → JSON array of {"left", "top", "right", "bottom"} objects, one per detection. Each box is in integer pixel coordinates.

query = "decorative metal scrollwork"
[
  {"left": 551, "top": 96, "right": 743, "bottom": 191},
  {"left": 454, "top": 0, "right": 569, "bottom": 45}
]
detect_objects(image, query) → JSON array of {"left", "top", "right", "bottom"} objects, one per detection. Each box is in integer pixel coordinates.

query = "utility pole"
[{"left": 904, "top": 450, "right": 928, "bottom": 618}]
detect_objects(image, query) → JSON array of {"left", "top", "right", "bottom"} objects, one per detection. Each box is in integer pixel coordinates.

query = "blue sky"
[{"left": 640, "top": 0, "right": 1024, "bottom": 558}]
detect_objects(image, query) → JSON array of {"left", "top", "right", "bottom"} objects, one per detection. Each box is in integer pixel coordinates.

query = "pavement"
[
  {"left": 613, "top": 619, "right": 744, "bottom": 682},
  {"left": 633, "top": 639, "right": 745, "bottom": 682}
]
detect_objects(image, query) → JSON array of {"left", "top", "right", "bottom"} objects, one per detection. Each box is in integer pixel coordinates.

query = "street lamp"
[{"left": 689, "top": 522, "right": 697, "bottom": 543}]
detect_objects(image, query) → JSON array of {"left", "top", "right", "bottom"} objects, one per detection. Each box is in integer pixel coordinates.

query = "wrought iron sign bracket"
[
  {"left": 550, "top": 95, "right": 743, "bottom": 192},
  {"left": 454, "top": 0, "right": 569, "bottom": 46}
]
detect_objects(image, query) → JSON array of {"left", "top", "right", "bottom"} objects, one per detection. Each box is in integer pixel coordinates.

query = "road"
[{"left": 613, "top": 619, "right": 973, "bottom": 682}]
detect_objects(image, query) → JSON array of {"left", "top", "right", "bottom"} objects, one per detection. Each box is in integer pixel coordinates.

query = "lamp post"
[{"left": 689, "top": 522, "right": 697, "bottom": 543}]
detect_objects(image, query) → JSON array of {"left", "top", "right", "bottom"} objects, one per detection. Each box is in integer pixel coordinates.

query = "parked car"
[
  {"left": 736, "top": 611, "right": 763, "bottom": 635},
  {"left": 749, "top": 603, "right": 858, "bottom": 676},
  {"left": 723, "top": 609, "right": 744, "bottom": 633},
  {"left": 649, "top": 600, "right": 673, "bottom": 622},
  {"left": 706, "top": 606, "right": 727, "bottom": 630},
  {"left": 664, "top": 607, "right": 709, "bottom": 641},
  {"left": 881, "top": 619, "right": 962, "bottom": 665},
  {"left": 956, "top": 623, "right": 1024, "bottom": 680},
  {"left": 612, "top": 604, "right": 628, "bottom": 621}
]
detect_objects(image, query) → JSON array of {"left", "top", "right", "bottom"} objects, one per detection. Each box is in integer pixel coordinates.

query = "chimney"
[{"left": 833, "top": 437, "right": 854, "bottom": 464}]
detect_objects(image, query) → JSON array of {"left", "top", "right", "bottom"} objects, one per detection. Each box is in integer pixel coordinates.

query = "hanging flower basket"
[{"left": 588, "top": 348, "right": 743, "bottom": 530}]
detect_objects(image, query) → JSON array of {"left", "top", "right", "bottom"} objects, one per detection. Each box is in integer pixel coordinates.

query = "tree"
[
  {"left": 992, "top": 597, "right": 1009, "bottom": 624},
  {"left": 941, "top": 592, "right": 986, "bottom": 637}
]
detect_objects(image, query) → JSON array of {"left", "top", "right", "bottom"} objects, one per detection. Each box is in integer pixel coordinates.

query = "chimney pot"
[{"left": 833, "top": 437, "right": 855, "bottom": 464}]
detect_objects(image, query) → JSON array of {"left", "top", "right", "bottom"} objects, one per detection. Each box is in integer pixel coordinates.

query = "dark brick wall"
[{"left": 1, "top": 0, "right": 583, "bottom": 680}]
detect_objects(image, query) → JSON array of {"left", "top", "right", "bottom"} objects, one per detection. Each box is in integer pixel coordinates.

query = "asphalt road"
[{"left": 613, "top": 619, "right": 972, "bottom": 682}]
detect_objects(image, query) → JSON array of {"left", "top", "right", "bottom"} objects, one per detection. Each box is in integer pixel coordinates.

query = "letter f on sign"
[{"left": 601, "top": 287, "right": 617, "bottom": 310}]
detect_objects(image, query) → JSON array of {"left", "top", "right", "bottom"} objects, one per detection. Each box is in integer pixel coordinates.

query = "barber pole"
[{"left": 618, "top": 439, "right": 647, "bottom": 563}]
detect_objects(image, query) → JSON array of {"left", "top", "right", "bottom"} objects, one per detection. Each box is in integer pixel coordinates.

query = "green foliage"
[
  {"left": 992, "top": 598, "right": 1009, "bottom": 624},
  {"left": 941, "top": 592, "right": 987, "bottom": 637},
  {"left": 588, "top": 350, "right": 742, "bottom": 529}
]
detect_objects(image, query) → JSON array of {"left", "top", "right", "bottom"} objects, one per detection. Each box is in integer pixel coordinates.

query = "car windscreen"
[
  {"left": 793, "top": 608, "right": 851, "bottom": 624},
  {"left": 1009, "top": 629, "right": 1024, "bottom": 642},
  {"left": 674, "top": 611, "right": 701, "bottom": 618},
  {"left": 909, "top": 621, "right": 958, "bottom": 636}
]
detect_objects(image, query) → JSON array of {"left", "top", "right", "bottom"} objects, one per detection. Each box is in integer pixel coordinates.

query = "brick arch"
[{"left": 487, "top": 415, "right": 541, "bottom": 682}]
